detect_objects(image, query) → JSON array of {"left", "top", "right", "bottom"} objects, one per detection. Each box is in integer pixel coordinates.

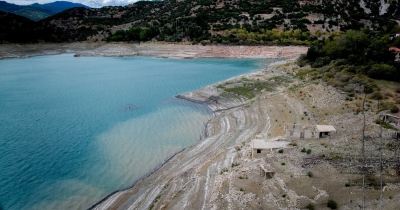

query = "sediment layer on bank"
[{"left": 0, "top": 43, "right": 308, "bottom": 60}]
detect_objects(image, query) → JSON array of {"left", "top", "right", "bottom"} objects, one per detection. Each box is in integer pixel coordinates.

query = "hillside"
[
  {"left": 40, "top": 0, "right": 400, "bottom": 43},
  {"left": 0, "top": 10, "right": 79, "bottom": 43},
  {"left": 0, "top": 1, "right": 89, "bottom": 21},
  {"left": 1, "top": 0, "right": 400, "bottom": 43}
]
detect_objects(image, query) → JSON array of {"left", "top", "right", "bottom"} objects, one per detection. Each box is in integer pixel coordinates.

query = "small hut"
[
  {"left": 251, "top": 137, "right": 289, "bottom": 159},
  {"left": 315, "top": 125, "right": 336, "bottom": 138}
]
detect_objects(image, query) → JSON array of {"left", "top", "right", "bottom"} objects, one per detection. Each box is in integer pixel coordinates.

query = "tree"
[
  {"left": 367, "top": 64, "right": 398, "bottom": 80},
  {"left": 367, "top": 35, "right": 392, "bottom": 63}
]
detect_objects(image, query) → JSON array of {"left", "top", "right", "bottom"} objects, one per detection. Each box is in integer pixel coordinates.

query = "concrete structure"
[
  {"left": 258, "top": 163, "right": 275, "bottom": 179},
  {"left": 251, "top": 137, "right": 289, "bottom": 159},
  {"left": 315, "top": 125, "right": 336, "bottom": 138},
  {"left": 383, "top": 114, "right": 400, "bottom": 128},
  {"left": 284, "top": 124, "right": 336, "bottom": 139},
  {"left": 382, "top": 114, "right": 400, "bottom": 139}
]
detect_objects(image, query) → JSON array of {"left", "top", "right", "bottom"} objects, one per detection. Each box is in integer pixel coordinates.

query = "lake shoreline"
[
  {"left": 89, "top": 57, "right": 294, "bottom": 209},
  {"left": 0, "top": 42, "right": 308, "bottom": 60},
  {"left": 1, "top": 43, "right": 309, "bottom": 209}
]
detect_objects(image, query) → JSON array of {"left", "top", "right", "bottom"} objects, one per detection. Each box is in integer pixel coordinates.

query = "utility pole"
[
  {"left": 379, "top": 111, "right": 383, "bottom": 210},
  {"left": 362, "top": 92, "right": 366, "bottom": 210}
]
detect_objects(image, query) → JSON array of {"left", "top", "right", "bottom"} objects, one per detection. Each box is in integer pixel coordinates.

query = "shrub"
[
  {"left": 308, "top": 171, "right": 313, "bottom": 177},
  {"left": 390, "top": 104, "right": 399, "bottom": 113},
  {"left": 231, "top": 163, "right": 240, "bottom": 168},
  {"left": 327, "top": 200, "right": 338, "bottom": 209},
  {"left": 306, "top": 149, "right": 312, "bottom": 154},
  {"left": 306, "top": 203, "right": 315, "bottom": 210},
  {"left": 200, "top": 40, "right": 211, "bottom": 45},
  {"left": 297, "top": 54, "right": 308, "bottom": 67},
  {"left": 367, "top": 64, "right": 397, "bottom": 80},
  {"left": 278, "top": 149, "right": 284, "bottom": 153},
  {"left": 281, "top": 162, "right": 286, "bottom": 165},
  {"left": 312, "top": 56, "right": 331, "bottom": 68},
  {"left": 220, "top": 168, "right": 228, "bottom": 174},
  {"left": 301, "top": 148, "right": 306, "bottom": 152},
  {"left": 333, "top": 59, "right": 348, "bottom": 66},
  {"left": 370, "top": 91, "right": 384, "bottom": 100}
]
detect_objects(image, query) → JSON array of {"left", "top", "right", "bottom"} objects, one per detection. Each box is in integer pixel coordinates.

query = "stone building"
[{"left": 284, "top": 124, "right": 336, "bottom": 139}]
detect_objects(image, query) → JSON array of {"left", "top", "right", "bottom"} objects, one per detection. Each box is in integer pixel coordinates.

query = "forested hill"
[
  {"left": 0, "top": 1, "right": 89, "bottom": 21},
  {"left": 1, "top": 0, "right": 400, "bottom": 43}
]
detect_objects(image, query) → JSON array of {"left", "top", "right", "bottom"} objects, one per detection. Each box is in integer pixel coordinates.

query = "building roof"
[
  {"left": 285, "top": 123, "right": 316, "bottom": 132},
  {"left": 385, "top": 114, "right": 400, "bottom": 119},
  {"left": 315, "top": 125, "right": 336, "bottom": 132},
  {"left": 252, "top": 139, "right": 289, "bottom": 149},
  {"left": 389, "top": 47, "right": 400, "bottom": 53}
]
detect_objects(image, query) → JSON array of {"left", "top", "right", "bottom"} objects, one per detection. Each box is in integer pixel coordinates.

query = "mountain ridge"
[{"left": 0, "top": 0, "right": 90, "bottom": 21}]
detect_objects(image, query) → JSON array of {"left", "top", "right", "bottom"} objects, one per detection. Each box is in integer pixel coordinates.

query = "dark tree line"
[{"left": 303, "top": 29, "right": 400, "bottom": 81}]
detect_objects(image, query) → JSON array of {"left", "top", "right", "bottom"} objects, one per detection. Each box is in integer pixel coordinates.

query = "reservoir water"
[{"left": 0, "top": 54, "right": 270, "bottom": 209}]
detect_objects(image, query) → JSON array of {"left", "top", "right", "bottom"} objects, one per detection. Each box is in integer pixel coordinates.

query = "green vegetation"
[
  {"left": 301, "top": 29, "right": 400, "bottom": 82},
  {"left": 231, "top": 163, "right": 240, "bottom": 168},
  {"left": 238, "top": 175, "right": 248, "bottom": 179},
  {"left": 307, "top": 171, "right": 313, "bottom": 178},
  {"left": 220, "top": 168, "right": 228, "bottom": 174},
  {"left": 219, "top": 28, "right": 312, "bottom": 45},
  {"left": 298, "top": 29, "right": 400, "bottom": 116},
  {"left": 107, "top": 27, "right": 159, "bottom": 42},
  {"left": 380, "top": 122, "right": 399, "bottom": 131},
  {"left": 219, "top": 86, "right": 255, "bottom": 99},
  {"left": 217, "top": 76, "right": 292, "bottom": 99},
  {"left": 3, "top": 0, "right": 400, "bottom": 44},
  {"left": 327, "top": 200, "right": 338, "bottom": 209},
  {"left": 306, "top": 203, "right": 315, "bottom": 210},
  {"left": 0, "top": 1, "right": 89, "bottom": 21},
  {"left": 148, "top": 195, "right": 161, "bottom": 210},
  {"left": 278, "top": 149, "right": 284, "bottom": 153}
]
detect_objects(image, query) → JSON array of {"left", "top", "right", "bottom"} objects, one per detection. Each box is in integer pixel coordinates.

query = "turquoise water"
[{"left": 0, "top": 54, "right": 269, "bottom": 210}]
